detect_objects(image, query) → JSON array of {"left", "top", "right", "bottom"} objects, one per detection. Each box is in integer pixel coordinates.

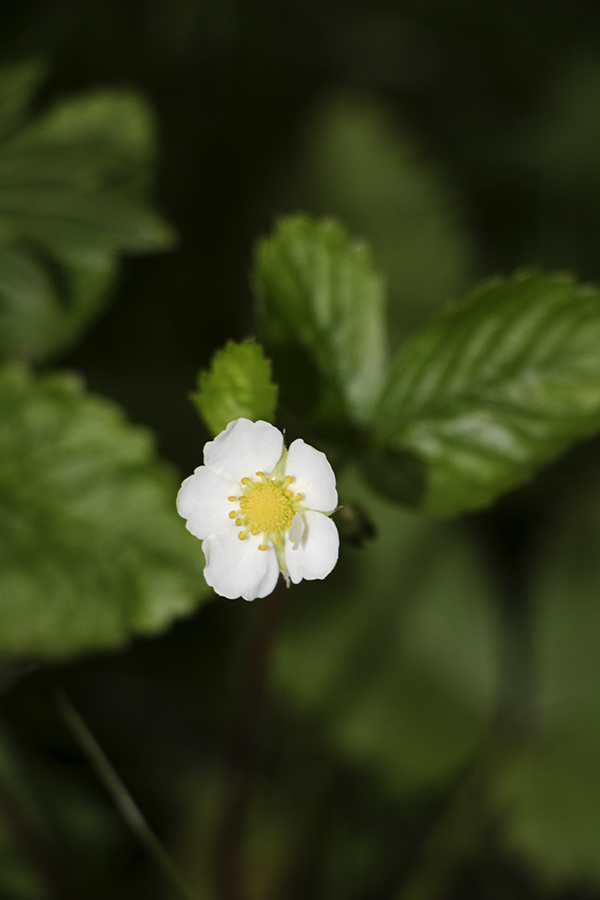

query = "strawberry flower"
[{"left": 177, "top": 418, "right": 339, "bottom": 600}]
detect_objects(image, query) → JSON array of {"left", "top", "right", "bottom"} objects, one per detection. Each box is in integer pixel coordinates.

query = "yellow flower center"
[
  {"left": 228, "top": 471, "right": 304, "bottom": 551},
  {"left": 245, "top": 481, "right": 293, "bottom": 533}
]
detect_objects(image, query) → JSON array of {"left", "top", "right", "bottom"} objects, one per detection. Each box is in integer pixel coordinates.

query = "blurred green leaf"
[
  {"left": 490, "top": 473, "right": 600, "bottom": 885},
  {"left": 0, "top": 77, "right": 175, "bottom": 363},
  {"left": 192, "top": 339, "right": 278, "bottom": 436},
  {"left": 274, "top": 468, "right": 499, "bottom": 795},
  {"left": 374, "top": 270, "right": 600, "bottom": 516},
  {"left": 0, "top": 89, "right": 174, "bottom": 258},
  {"left": 254, "top": 215, "right": 387, "bottom": 429},
  {"left": 284, "top": 92, "right": 474, "bottom": 344},
  {"left": 0, "top": 244, "right": 117, "bottom": 361},
  {"left": 0, "top": 364, "right": 207, "bottom": 660},
  {"left": 0, "top": 60, "right": 46, "bottom": 144}
]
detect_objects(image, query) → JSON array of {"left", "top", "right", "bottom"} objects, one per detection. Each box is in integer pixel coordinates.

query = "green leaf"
[
  {"left": 273, "top": 468, "right": 499, "bottom": 795},
  {"left": 0, "top": 89, "right": 175, "bottom": 259},
  {"left": 0, "top": 364, "right": 207, "bottom": 660},
  {"left": 254, "top": 215, "right": 387, "bottom": 429},
  {"left": 0, "top": 79, "right": 175, "bottom": 362},
  {"left": 192, "top": 339, "right": 278, "bottom": 436},
  {"left": 0, "top": 244, "right": 118, "bottom": 362},
  {"left": 373, "top": 270, "right": 600, "bottom": 516},
  {"left": 0, "top": 59, "right": 46, "bottom": 143}
]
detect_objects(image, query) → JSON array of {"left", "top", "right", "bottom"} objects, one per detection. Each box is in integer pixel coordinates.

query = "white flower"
[{"left": 177, "top": 418, "right": 339, "bottom": 601}]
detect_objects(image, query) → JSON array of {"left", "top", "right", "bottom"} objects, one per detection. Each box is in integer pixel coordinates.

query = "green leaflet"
[
  {"left": 254, "top": 215, "right": 387, "bottom": 430},
  {"left": 192, "top": 339, "right": 278, "bottom": 436},
  {"left": 374, "top": 270, "right": 600, "bottom": 515},
  {"left": 0, "top": 365, "right": 207, "bottom": 660},
  {"left": 0, "top": 65, "right": 174, "bottom": 363}
]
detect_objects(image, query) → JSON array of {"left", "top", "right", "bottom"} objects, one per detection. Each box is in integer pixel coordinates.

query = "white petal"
[
  {"left": 203, "top": 418, "right": 283, "bottom": 482},
  {"left": 177, "top": 467, "right": 236, "bottom": 540},
  {"left": 285, "top": 510, "right": 339, "bottom": 584},
  {"left": 285, "top": 439, "right": 338, "bottom": 512},
  {"left": 288, "top": 512, "right": 305, "bottom": 550},
  {"left": 202, "top": 528, "right": 280, "bottom": 600}
]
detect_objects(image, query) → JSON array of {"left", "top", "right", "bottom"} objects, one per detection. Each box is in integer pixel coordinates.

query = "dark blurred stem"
[
  {"left": 467, "top": 511, "right": 536, "bottom": 737},
  {"left": 54, "top": 689, "right": 197, "bottom": 900},
  {"left": 213, "top": 576, "right": 287, "bottom": 900},
  {"left": 0, "top": 772, "right": 75, "bottom": 900}
]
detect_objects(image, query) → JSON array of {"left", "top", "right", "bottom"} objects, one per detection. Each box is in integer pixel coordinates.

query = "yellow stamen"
[
  {"left": 229, "top": 510, "right": 237, "bottom": 519},
  {"left": 236, "top": 468, "right": 305, "bottom": 555},
  {"left": 228, "top": 496, "right": 238, "bottom": 502}
]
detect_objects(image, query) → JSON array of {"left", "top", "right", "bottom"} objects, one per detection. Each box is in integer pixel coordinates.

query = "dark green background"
[{"left": 1, "top": 2, "right": 600, "bottom": 898}]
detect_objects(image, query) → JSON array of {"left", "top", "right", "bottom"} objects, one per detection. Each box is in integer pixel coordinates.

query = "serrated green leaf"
[
  {"left": 192, "top": 339, "right": 278, "bottom": 436},
  {"left": 0, "top": 90, "right": 175, "bottom": 259},
  {"left": 254, "top": 215, "right": 387, "bottom": 429},
  {"left": 373, "top": 270, "right": 600, "bottom": 516},
  {"left": 0, "top": 365, "right": 208, "bottom": 660},
  {"left": 273, "top": 468, "right": 499, "bottom": 795},
  {"left": 0, "top": 59, "right": 46, "bottom": 144}
]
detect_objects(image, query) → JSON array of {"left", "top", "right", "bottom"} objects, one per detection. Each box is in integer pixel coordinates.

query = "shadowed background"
[{"left": 1, "top": 2, "right": 600, "bottom": 899}]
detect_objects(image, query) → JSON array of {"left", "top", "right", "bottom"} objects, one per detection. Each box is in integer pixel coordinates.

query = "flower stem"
[
  {"left": 213, "top": 576, "right": 287, "bottom": 900},
  {"left": 0, "top": 770, "right": 75, "bottom": 900},
  {"left": 54, "top": 688, "right": 197, "bottom": 900}
]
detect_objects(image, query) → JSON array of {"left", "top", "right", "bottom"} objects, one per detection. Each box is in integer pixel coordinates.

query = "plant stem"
[
  {"left": 213, "top": 576, "right": 287, "bottom": 900},
  {"left": 54, "top": 688, "right": 196, "bottom": 900},
  {"left": 0, "top": 770, "right": 75, "bottom": 900}
]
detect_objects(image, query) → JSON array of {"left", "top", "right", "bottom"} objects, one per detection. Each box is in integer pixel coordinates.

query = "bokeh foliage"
[
  {"left": 1, "top": 2, "right": 600, "bottom": 899},
  {"left": 0, "top": 63, "right": 208, "bottom": 667}
]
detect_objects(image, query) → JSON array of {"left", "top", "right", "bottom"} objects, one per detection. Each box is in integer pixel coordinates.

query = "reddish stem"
[{"left": 213, "top": 577, "right": 287, "bottom": 900}]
